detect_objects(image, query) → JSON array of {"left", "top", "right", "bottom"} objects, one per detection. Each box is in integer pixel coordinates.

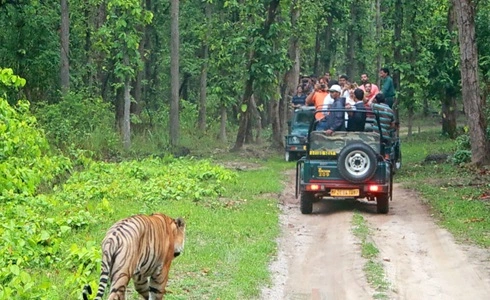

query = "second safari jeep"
[{"left": 284, "top": 106, "right": 315, "bottom": 161}]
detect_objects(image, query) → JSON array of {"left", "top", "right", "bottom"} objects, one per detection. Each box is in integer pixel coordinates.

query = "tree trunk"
[
  {"left": 233, "top": 77, "right": 253, "bottom": 150},
  {"left": 245, "top": 102, "right": 254, "bottom": 144},
  {"left": 271, "top": 86, "right": 283, "bottom": 150},
  {"left": 442, "top": 3, "right": 458, "bottom": 139},
  {"left": 346, "top": 2, "right": 357, "bottom": 80},
  {"left": 143, "top": 0, "right": 154, "bottom": 109},
  {"left": 393, "top": 0, "right": 403, "bottom": 122},
  {"left": 452, "top": 0, "right": 490, "bottom": 166},
  {"left": 84, "top": 6, "right": 94, "bottom": 90},
  {"left": 250, "top": 95, "right": 262, "bottom": 143},
  {"left": 232, "top": 0, "right": 280, "bottom": 151},
  {"left": 407, "top": 97, "right": 413, "bottom": 138},
  {"left": 375, "top": 0, "right": 382, "bottom": 85},
  {"left": 198, "top": 1, "right": 211, "bottom": 131},
  {"left": 198, "top": 49, "right": 208, "bottom": 131},
  {"left": 274, "top": 0, "right": 300, "bottom": 149},
  {"left": 271, "top": 97, "right": 281, "bottom": 150},
  {"left": 123, "top": 54, "right": 131, "bottom": 149},
  {"left": 441, "top": 92, "right": 457, "bottom": 138},
  {"left": 170, "top": 0, "right": 180, "bottom": 147},
  {"left": 178, "top": 72, "right": 190, "bottom": 101},
  {"left": 132, "top": 38, "right": 145, "bottom": 117},
  {"left": 313, "top": 26, "right": 320, "bottom": 76},
  {"left": 60, "top": 0, "right": 70, "bottom": 95},
  {"left": 323, "top": 14, "right": 334, "bottom": 72},
  {"left": 219, "top": 105, "right": 227, "bottom": 143}
]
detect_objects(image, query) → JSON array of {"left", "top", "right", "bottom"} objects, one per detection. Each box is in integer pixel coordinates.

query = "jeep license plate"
[{"left": 330, "top": 189, "right": 359, "bottom": 197}]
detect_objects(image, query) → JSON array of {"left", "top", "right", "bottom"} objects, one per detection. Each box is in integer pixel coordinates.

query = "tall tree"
[
  {"left": 198, "top": 1, "right": 212, "bottom": 132},
  {"left": 60, "top": 0, "right": 70, "bottom": 95},
  {"left": 452, "top": 0, "right": 490, "bottom": 166},
  {"left": 276, "top": 0, "right": 301, "bottom": 149},
  {"left": 170, "top": 0, "right": 180, "bottom": 147},
  {"left": 232, "top": 0, "right": 281, "bottom": 151}
]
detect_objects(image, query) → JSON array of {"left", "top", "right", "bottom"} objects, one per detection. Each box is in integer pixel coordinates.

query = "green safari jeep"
[
  {"left": 284, "top": 106, "right": 315, "bottom": 162},
  {"left": 296, "top": 108, "right": 399, "bottom": 214}
]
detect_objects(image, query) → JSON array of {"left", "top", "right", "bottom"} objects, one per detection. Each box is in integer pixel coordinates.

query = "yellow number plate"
[
  {"left": 330, "top": 189, "right": 360, "bottom": 197},
  {"left": 303, "top": 145, "right": 306, "bottom": 150}
]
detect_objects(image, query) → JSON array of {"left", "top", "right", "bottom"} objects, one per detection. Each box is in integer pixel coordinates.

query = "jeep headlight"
[{"left": 289, "top": 136, "right": 301, "bottom": 144}]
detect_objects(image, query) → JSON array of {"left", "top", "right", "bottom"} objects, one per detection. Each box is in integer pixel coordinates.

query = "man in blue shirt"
[{"left": 323, "top": 84, "right": 346, "bottom": 135}]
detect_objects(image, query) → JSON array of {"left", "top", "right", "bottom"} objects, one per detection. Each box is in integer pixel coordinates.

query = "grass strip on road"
[{"left": 352, "top": 213, "right": 390, "bottom": 300}]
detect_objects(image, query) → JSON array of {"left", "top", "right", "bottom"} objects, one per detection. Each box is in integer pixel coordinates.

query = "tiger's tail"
[
  {"left": 82, "top": 284, "right": 92, "bottom": 300},
  {"left": 82, "top": 267, "right": 110, "bottom": 300}
]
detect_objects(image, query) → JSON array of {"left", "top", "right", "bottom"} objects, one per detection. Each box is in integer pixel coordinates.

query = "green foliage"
[
  {"left": 452, "top": 150, "right": 472, "bottom": 164},
  {"left": 0, "top": 3, "right": 60, "bottom": 101},
  {"left": 0, "top": 68, "right": 26, "bottom": 93},
  {"left": 455, "top": 133, "right": 471, "bottom": 151},
  {"left": 0, "top": 70, "right": 71, "bottom": 196},
  {"left": 34, "top": 91, "right": 119, "bottom": 158}
]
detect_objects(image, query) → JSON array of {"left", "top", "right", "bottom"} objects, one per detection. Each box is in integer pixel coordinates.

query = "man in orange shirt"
[{"left": 306, "top": 77, "right": 330, "bottom": 129}]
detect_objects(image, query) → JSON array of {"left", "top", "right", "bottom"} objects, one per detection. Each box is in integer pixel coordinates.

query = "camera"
[{"left": 320, "top": 84, "right": 326, "bottom": 89}]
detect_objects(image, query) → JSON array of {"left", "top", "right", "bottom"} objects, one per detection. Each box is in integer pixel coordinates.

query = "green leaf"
[{"left": 10, "top": 265, "right": 20, "bottom": 276}]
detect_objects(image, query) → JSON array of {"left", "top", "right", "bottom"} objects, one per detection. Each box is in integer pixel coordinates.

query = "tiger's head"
[{"left": 172, "top": 217, "right": 186, "bottom": 257}]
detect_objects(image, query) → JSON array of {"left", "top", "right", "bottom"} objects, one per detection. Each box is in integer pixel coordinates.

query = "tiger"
[{"left": 82, "top": 213, "right": 186, "bottom": 300}]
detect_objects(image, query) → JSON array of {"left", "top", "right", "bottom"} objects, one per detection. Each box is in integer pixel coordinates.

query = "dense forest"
[{"left": 1, "top": 0, "right": 489, "bottom": 164}]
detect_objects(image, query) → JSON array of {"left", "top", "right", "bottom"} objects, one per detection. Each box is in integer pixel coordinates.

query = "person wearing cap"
[{"left": 322, "top": 84, "right": 346, "bottom": 135}]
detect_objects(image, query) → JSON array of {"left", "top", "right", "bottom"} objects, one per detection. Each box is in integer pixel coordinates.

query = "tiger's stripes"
[{"left": 82, "top": 213, "right": 186, "bottom": 300}]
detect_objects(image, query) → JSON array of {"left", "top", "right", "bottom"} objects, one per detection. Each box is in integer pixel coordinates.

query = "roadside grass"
[
  {"left": 351, "top": 213, "right": 390, "bottom": 299},
  {"left": 397, "top": 129, "right": 490, "bottom": 248},
  {"left": 168, "top": 157, "right": 289, "bottom": 299}
]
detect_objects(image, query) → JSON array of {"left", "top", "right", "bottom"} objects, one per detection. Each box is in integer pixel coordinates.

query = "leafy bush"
[
  {"left": 0, "top": 70, "right": 71, "bottom": 197},
  {"left": 452, "top": 150, "right": 472, "bottom": 164},
  {"left": 454, "top": 133, "right": 471, "bottom": 151},
  {"left": 35, "top": 91, "right": 120, "bottom": 158}
]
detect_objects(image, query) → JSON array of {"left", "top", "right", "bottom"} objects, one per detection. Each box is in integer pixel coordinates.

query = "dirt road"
[{"left": 260, "top": 170, "right": 490, "bottom": 300}]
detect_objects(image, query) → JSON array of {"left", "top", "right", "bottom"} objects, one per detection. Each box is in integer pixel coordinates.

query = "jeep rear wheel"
[
  {"left": 338, "top": 143, "right": 377, "bottom": 183},
  {"left": 300, "top": 191, "right": 315, "bottom": 214},
  {"left": 376, "top": 194, "right": 389, "bottom": 214}
]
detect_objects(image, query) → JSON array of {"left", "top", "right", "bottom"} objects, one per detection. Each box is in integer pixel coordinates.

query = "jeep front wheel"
[
  {"left": 338, "top": 143, "right": 377, "bottom": 183},
  {"left": 300, "top": 191, "right": 315, "bottom": 214},
  {"left": 376, "top": 194, "right": 389, "bottom": 214}
]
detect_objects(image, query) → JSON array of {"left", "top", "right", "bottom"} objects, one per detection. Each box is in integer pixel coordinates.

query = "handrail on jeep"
[{"left": 306, "top": 108, "right": 388, "bottom": 158}]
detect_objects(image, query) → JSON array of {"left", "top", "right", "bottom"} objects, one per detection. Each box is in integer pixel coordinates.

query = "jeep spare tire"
[{"left": 338, "top": 142, "right": 377, "bottom": 183}]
